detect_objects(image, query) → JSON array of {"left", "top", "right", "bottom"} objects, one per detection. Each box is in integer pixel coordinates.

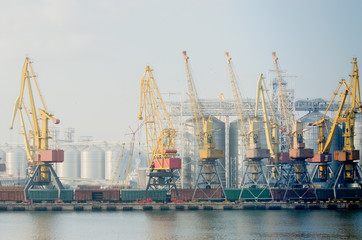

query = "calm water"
[{"left": 0, "top": 210, "right": 361, "bottom": 240}]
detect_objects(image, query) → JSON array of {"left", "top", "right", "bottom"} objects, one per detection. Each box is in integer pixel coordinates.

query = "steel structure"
[
  {"left": 138, "top": 66, "right": 181, "bottom": 194},
  {"left": 239, "top": 74, "right": 273, "bottom": 201},
  {"left": 166, "top": 98, "right": 339, "bottom": 118},
  {"left": 225, "top": 52, "right": 248, "bottom": 188},
  {"left": 183, "top": 51, "right": 225, "bottom": 200},
  {"left": 10, "top": 57, "right": 64, "bottom": 201},
  {"left": 310, "top": 58, "right": 362, "bottom": 198}
]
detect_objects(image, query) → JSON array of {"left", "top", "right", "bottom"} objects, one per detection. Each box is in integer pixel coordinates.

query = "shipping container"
[
  {"left": 29, "top": 189, "right": 58, "bottom": 201},
  {"left": 75, "top": 189, "right": 120, "bottom": 202},
  {"left": 0, "top": 189, "right": 24, "bottom": 201},
  {"left": 170, "top": 188, "right": 223, "bottom": 201},
  {"left": 271, "top": 188, "right": 317, "bottom": 201},
  {"left": 121, "top": 189, "right": 167, "bottom": 202},
  {"left": 335, "top": 188, "right": 362, "bottom": 199},
  {"left": 316, "top": 188, "right": 334, "bottom": 200},
  {"left": 28, "top": 189, "right": 74, "bottom": 202},
  {"left": 224, "top": 188, "right": 271, "bottom": 201}
]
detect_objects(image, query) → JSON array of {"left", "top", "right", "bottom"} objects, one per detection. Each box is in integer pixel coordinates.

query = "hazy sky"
[{"left": 0, "top": 0, "right": 361, "bottom": 144}]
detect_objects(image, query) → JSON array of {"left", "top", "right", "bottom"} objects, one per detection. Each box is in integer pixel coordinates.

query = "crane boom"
[
  {"left": 272, "top": 52, "right": 295, "bottom": 149},
  {"left": 182, "top": 51, "right": 225, "bottom": 199},
  {"left": 138, "top": 66, "right": 181, "bottom": 192},
  {"left": 10, "top": 57, "right": 64, "bottom": 201},
  {"left": 255, "top": 74, "right": 279, "bottom": 163},
  {"left": 183, "top": 51, "right": 204, "bottom": 145},
  {"left": 225, "top": 52, "right": 248, "bottom": 138}
]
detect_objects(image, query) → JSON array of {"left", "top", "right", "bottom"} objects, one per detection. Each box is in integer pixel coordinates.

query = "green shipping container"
[
  {"left": 225, "top": 188, "right": 271, "bottom": 201},
  {"left": 121, "top": 189, "right": 167, "bottom": 202},
  {"left": 60, "top": 189, "right": 74, "bottom": 202},
  {"left": 29, "top": 189, "right": 74, "bottom": 201}
]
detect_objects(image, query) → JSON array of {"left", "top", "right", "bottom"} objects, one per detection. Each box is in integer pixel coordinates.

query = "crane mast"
[
  {"left": 255, "top": 74, "right": 279, "bottom": 163},
  {"left": 238, "top": 74, "right": 272, "bottom": 201},
  {"left": 110, "top": 143, "right": 126, "bottom": 186},
  {"left": 311, "top": 58, "right": 362, "bottom": 197},
  {"left": 225, "top": 52, "right": 248, "bottom": 137},
  {"left": 183, "top": 51, "right": 225, "bottom": 200},
  {"left": 10, "top": 57, "right": 64, "bottom": 201},
  {"left": 138, "top": 66, "right": 181, "bottom": 194},
  {"left": 272, "top": 52, "right": 295, "bottom": 151},
  {"left": 124, "top": 123, "right": 143, "bottom": 186}
]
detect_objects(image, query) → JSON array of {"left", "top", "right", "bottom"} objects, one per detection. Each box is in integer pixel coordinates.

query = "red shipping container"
[
  {"left": 75, "top": 189, "right": 120, "bottom": 201},
  {"left": 171, "top": 188, "right": 222, "bottom": 201},
  {"left": 271, "top": 188, "right": 316, "bottom": 201},
  {"left": 154, "top": 158, "right": 181, "bottom": 169},
  {"left": 40, "top": 150, "right": 64, "bottom": 162},
  {"left": 75, "top": 190, "right": 92, "bottom": 201},
  {"left": 0, "top": 189, "right": 24, "bottom": 201}
]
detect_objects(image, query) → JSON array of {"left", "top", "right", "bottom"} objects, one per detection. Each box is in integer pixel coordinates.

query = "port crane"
[
  {"left": 311, "top": 58, "right": 362, "bottom": 198},
  {"left": 10, "top": 57, "right": 64, "bottom": 201},
  {"left": 225, "top": 52, "right": 248, "bottom": 188},
  {"left": 225, "top": 52, "right": 272, "bottom": 200},
  {"left": 138, "top": 66, "right": 181, "bottom": 194},
  {"left": 183, "top": 51, "right": 225, "bottom": 200},
  {"left": 110, "top": 143, "right": 126, "bottom": 186},
  {"left": 110, "top": 122, "right": 143, "bottom": 188},
  {"left": 272, "top": 52, "right": 315, "bottom": 200},
  {"left": 241, "top": 73, "right": 274, "bottom": 200},
  {"left": 272, "top": 52, "right": 294, "bottom": 152}
]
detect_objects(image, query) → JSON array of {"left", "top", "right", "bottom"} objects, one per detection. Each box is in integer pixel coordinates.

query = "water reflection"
[
  {"left": 31, "top": 213, "right": 56, "bottom": 240},
  {"left": 0, "top": 210, "right": 361, "bottom": 240}
]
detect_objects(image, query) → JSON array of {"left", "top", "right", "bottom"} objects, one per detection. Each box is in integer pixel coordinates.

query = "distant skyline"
[{"left": 0, "top": 0, "right": 361, "bottom": 144}]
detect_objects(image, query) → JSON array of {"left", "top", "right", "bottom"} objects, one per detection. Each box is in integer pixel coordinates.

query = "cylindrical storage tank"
[
  {"left": 6, "top": 147, "right": 27, "bottom": 177},
  {"left": 300, "top": 111, "right": 341, "bottom": 172},
  {"left": 181, "top": 119, "right": 198, "bottom": 188},
  {"left": 81, "top": 145, "right": 105, "bottom": 179},
  {"left": 105, "top": 144, "right": 130, "bottom": 181},
  {"left": 0, "top": 148, "right": 6, "bottom": 163},
  {"left": 354, "top": 113, "right": 362, "bottom": 166},
  {"left": 212, "top": 117, "right": 226, "bottom": 187},
  {"left": 229, "top": 119, "right": 247, "bottom": 188},
  {"left": 0, "top": 148, "right": 6, "bottom": 173},
  {"left": 182, "top": 116, "right": 226, "bottom": 188},
  {"left": 57, "top": 145, "right": 80, "bottom": 178}
]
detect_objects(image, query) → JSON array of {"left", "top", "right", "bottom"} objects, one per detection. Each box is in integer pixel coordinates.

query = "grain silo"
[{"left": 81, "top": 145, "right": 105, "bottom": 179}]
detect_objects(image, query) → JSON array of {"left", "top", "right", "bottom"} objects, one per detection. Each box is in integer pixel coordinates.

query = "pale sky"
[{"left": 0, "top": 0, "right": 361, "bottom": 144}]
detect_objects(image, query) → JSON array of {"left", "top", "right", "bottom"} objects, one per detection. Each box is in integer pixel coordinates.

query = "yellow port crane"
[
  {"left": 138, "top": 66, "right": 181, "bottom": 193},
  {"left": 224, "top": 52, "right": 248, "bottom": 188},
  {"left": 311, "top": 58, "right": 362, "bottom": 197},
  {"left": 10, "top": 57, "right": 64, "bottom": 201},
  {"left": 255, "top": 74, "right": 280, "bottom": 164},
  {"left": 272, "top": 52, "right": 295, "bottom": 152},
  {"left": 272, "top": 52, "right": 315, "bottom": 199},
  {"left": 182, "top": 51, "right": 225, "bottom": 200},
  {"left": 225, "top": 52, "right": 248, "bottom": 138}
]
